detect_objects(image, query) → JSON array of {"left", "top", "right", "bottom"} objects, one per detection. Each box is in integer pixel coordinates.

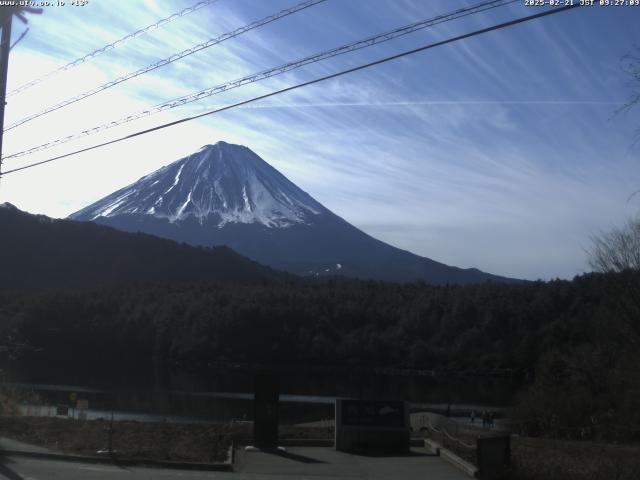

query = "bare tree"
[
  {"left": 588, "top": 217, "right": 640, "bottom": 273},
  {"left": 619, "top": 46, "right": 640, "bottom": 115}
]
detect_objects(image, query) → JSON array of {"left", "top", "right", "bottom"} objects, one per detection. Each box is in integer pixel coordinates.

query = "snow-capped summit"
[
  {"left": 70, "top": 142, "right": 514, "bottom": 284},
  {"left": 70, "top": 141, "right": 324, "bottom": 228}
]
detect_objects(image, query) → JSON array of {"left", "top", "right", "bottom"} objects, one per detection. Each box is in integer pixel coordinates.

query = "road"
[
  {"left": 0, "top": 447, "right": 469, "bottom": 480},
  {"left": 0, "top": 457, "right": 229, "bottom": 480}
]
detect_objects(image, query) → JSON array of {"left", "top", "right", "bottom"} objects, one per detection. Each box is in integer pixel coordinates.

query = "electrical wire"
[
  {"left": 4, "top": 0, "right": 327, "bottom": 132},
  {"left": 7, "top": 0, "right": 222, "bottom": 97},
  {"left": 1, "top": 4, "right": 581, "bottom": 176},
  {"left": 3, "top": 0, "right": 517, "bottom": 161}
]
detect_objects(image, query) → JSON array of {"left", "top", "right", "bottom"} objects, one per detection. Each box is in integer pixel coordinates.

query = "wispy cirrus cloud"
[{"left": 1, "top": 0, "right": 639, "bottom": 280}]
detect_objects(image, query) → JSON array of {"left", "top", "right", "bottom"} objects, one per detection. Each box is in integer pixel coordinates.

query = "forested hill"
[
  {"left": 3, "top": 269, "right": 638, "bottom": 375},
  {"left": 0, "top": 203, "right": 290, "bottom": 289}
]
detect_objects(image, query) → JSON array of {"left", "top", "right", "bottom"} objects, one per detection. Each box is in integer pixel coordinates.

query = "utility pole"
[
  {"left": 0, "top": 6, "right": 41, "bottom": 178},
  {"left": 0, "top": 12, "right": 12, "bottom": 178}
]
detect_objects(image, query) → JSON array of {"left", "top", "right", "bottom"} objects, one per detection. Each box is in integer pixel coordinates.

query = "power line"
[
  {"left": 7, "top": 0, "right": 221, "bottom": 97},
  {"left": 3, "top": 0, "right": 517, "bottom": 162},
  {"left": 4, "top": 0, "right": 327, "bottom": 132},
  {"left": 1, "top": 4, "right": 581, "bottom": 177}
]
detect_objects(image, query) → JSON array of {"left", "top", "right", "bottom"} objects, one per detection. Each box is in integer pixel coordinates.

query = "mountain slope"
[
  {"left": 71, "top": 142, "right": 324, "bottom": 228},
  {"left": 0, "top": 203, "right": 288, "bottom": 289},
  {"left": 70, "top": 141, "right": 514, "bottom": 284}
]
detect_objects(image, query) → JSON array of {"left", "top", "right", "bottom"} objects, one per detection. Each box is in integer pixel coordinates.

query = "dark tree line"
[
  {"left": 1, "top": 270, "right": 639, "bottom": 441},
  {"left": 0, "top": 270, "right": 635, "bottom": 372}
]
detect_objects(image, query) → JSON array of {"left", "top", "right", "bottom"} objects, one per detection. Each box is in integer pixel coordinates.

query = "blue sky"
[{"left": 0, "top": 0, "right": 638, "bottom": 280}]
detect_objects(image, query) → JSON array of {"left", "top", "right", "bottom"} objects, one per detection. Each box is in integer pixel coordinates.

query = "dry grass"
[
  {"left": 511, "top": 436, "right": 640, "bottom": 480},
  {"left": 0, "top": 416, "right": 236, "bottom": 463}
]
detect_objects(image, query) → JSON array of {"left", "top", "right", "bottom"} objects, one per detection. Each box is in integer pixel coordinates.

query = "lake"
[{"left": 2, "top": 356, "right": 522, "bottom": 424}]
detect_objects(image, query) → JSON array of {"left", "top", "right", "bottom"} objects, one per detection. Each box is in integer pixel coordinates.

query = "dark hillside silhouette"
[{"left": 0, "top": 203, "right": 289, "bottom": 289}]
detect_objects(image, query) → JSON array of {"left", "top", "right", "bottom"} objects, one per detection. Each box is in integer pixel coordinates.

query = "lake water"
[{"left": 3, "top": 357, "right": 521, "bottom": 424}]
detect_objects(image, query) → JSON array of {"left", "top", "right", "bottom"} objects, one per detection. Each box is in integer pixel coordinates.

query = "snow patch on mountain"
[{"left": 70, "top": 141, "right": 324, "bottom": 228}]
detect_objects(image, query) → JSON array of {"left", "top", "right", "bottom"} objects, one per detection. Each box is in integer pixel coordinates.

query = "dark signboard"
[{"left": 341, "top": 400, "right": 406, "bottom": 428}]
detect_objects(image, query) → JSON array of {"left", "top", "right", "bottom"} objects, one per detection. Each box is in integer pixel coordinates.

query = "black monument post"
[
  {"left": 253, "top": 373, "right": 280, "bottom": 450},
  {"left": 477, "top": 435, "right": 511, "bottom": 480}
]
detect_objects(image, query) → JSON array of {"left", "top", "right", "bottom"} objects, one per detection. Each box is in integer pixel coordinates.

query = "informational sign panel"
[
  {"left": 253, "top": 374, "right": 279, "bottom": 449},
  {"left": 75, "top": 399, "right": 89, "bottom": 421},
  {"left": 335, "top": 399, "right": 410, "bottom": 453},
  {"left": 56, "top": 405, "right": 69, "bottom": 416},
  {"left": 341, "top": 400, "right": 406, "bottom": 427}
]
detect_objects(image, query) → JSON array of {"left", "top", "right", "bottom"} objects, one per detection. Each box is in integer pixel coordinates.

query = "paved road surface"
[
  {"left": 236, "top": 446, "right": 468, "bottom": 479},
  {"left": 1, "top": 457, "right": 220, "bottom": 480},
  {"left": 0, "top": 446, "right": 468, "bottom": 479}
]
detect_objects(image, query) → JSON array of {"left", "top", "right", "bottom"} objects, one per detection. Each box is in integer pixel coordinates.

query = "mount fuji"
[{"left": 70, "top": 141, "right": 511, "bottom": 284}]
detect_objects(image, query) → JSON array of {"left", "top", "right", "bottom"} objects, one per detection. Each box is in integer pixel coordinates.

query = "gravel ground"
[{"left": 0, "top": 416, "right": 236, "bottom": 463}]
